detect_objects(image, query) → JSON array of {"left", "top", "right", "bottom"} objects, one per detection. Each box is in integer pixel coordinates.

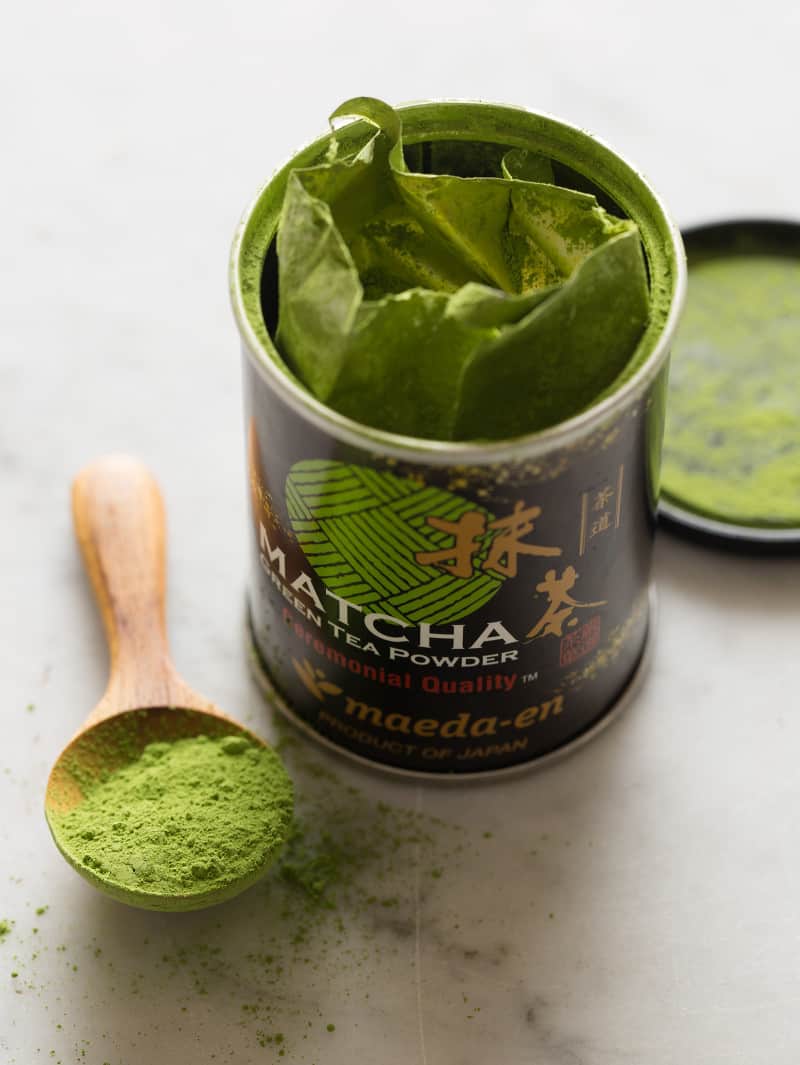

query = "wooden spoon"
[{"left": 45, "top": 455, "right": 291, "bottom": 911}]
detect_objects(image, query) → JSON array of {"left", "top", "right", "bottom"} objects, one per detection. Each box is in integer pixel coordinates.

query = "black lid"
[{"left": 658, "top": 219, "right": 800, "bottom": 553}]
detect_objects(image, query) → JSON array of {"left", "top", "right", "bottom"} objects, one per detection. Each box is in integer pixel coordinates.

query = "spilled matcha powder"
[
  {"left": 49, "top": 734, "right": 293, "bottom": 908},
  {"left": 17, "top": 731, "right": 508, "bottom": 1061}
]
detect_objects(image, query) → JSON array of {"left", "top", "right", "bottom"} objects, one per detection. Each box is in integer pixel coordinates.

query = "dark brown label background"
[{"left": 244, "top": 355, "right": 664, "bottom": 774}]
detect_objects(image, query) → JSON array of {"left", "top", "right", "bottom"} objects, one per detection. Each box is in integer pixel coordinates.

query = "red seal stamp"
[{"left": 559, "top": 615, "right": 601, "bottom": 667}]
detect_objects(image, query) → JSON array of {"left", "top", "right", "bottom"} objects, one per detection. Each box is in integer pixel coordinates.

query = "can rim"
[
  {"left": 229, "top": 100, "right": 687, "bottom": 466},
  {"left": 660, "top": 498, "right": 800, "bottom": 551}
]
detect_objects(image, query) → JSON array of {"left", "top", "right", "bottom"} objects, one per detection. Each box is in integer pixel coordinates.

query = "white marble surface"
[{"left": 2, "top": 1, "right": 800, "bottom": 1062}]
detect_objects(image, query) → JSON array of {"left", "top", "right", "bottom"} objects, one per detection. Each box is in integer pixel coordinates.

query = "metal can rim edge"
[
  {"left": 230, "top": 101, "right": 687, "bottom": 467},
  {"left": 659, "top": 498, "right": 800, "bottom": 550}
]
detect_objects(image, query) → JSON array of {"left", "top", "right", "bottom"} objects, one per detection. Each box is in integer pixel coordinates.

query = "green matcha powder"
[
  {"left": 662, "top": 253, "right": 800, "bottom": 527},
  {"left": 51, "top": 735, "right": 293, "bottom": 901}
]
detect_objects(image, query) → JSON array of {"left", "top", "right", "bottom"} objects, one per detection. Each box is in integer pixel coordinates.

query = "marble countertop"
[{"left": 3, "top": 1, "right": 799, "bottom": 1061}]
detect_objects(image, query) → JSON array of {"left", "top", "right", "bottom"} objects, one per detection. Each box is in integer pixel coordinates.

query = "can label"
[{"left": 245, "top": 358, "right": 662, "bottom": 774}]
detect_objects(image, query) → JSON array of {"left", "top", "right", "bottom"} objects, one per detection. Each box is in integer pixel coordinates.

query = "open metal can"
[{"left": 230, "top": 101, "right": 686, "bottom": 778}]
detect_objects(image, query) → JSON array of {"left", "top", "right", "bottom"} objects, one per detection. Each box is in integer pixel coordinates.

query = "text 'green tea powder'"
[
  {"left": 662, "top": 254, "right": 800, "bottom": 527},
  {"left": 51, "top": 735, "right": 293, "bottom": 904}
]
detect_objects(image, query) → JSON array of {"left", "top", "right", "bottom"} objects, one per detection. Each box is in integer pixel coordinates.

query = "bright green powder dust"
[
  {"left": 662, "top": 253, "right": 800, "bottom": 527},
  {"left": 50, "top": 735, "right": 293, "bottom": 910}
]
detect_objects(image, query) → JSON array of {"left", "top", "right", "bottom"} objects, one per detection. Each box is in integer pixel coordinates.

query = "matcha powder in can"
[{"left": 230, "top": 98, "right": 686, "bottom": 777}]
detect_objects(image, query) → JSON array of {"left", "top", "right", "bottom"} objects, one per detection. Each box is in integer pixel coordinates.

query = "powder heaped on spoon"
[{"left": 49, "top": 733, "right": 293, "bottom": 909}]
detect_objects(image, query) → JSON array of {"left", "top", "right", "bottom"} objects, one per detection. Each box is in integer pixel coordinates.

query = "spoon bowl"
[{"left": 45, "top": 456, "right": 292, "bottom": 912}]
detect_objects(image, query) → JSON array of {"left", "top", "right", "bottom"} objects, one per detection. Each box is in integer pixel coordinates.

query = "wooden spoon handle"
[{"left": 72, "top": 455, "right": 204, "bottom": 723}]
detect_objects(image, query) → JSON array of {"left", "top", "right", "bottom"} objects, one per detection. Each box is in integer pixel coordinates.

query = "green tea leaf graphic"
[{"left": 286, "top": 460, "right": 505, "bottom": 625}]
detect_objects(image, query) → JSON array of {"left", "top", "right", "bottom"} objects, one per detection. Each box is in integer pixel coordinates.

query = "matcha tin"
[{"left": 231, "top": 101, "right": 686, "bottom": 777}]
